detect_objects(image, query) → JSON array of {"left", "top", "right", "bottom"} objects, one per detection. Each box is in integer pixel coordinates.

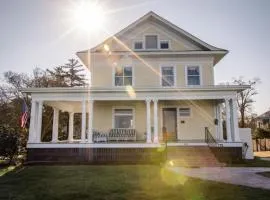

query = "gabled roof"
[
  {"left": 76, "top": 11, "right": 228, "bottom": 65},
  {"left": 91, "top": 11, "right": 227, "bottom": 52},
  {"left": 257, "top": 111, "right": 270, "bottom": 120}
]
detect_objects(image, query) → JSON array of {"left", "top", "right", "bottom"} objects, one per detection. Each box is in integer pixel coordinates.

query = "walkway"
[{"left": 170, "top": 167, "right": 270, "bottom": 190}]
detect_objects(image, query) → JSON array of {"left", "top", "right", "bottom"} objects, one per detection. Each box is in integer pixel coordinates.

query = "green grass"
[{"left": 0, "top": 165, "right": 270, "bottom": 200}]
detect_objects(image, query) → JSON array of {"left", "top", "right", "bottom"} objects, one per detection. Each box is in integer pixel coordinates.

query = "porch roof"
[{"left": 21, "top": 85, "right": 250, "bottom": 94}]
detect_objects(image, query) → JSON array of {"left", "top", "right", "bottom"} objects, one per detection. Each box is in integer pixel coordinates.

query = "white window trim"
[
  {"left": 133, "top": 40, "right": 144, "bottom": 50},
  {"left": 144, "top": 34, "right": 159, "bottom": 50},
  {"left": 160, "top": 65, "right": 176, "bottom": 87},
  {"left": 185, "top": 65, "right": 202, "bottom": 86},
  {"left": 112, "top": 65, "right": 134, "bottom": 87},
  {"left": 112, "top": 107, "right": 135, "bottom": 129},
  {"left": 178, "top": 107, "right": 192, "bottom": 118},
  {"left": 159, "top": 40, "right": 170, "bottom": 50}
]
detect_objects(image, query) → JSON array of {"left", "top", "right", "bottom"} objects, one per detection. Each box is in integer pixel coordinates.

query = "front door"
[{"left": 162, "top": 108, "right": 177, "bottom": 141}]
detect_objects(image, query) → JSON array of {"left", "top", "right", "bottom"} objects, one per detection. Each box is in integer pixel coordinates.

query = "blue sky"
[{"left": 0, "top": 0, "right": 269, "bottom": 115}]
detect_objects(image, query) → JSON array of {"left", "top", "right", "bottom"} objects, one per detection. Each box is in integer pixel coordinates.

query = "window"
[
  {"left": 145, "top": 35, "right": 158, "bottom": 49},
  {"left": 179, "top": 108, "right": 191, "bottom": 117},
  {"left": 115, "top": 66, "right": 132, "bottom": 86},
  {"left": 134, "top": 41, "right": 143, "bottom": 50},
  {"left": 161, "top": 66, "right": 175, "bottom": 87},
  {"left": 187, "top": 66, "right": 201, "bottom": 85},
  {"left": 160, "top": 41, "right": 169, "bottom": 49},
  {"left": 114, "top": 109, "right": 133, "bottom": 128}
]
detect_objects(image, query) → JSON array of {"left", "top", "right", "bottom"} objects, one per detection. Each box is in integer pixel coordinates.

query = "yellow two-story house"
[{"left": 23, "top": 12, "right": 253, "bottom": 165}]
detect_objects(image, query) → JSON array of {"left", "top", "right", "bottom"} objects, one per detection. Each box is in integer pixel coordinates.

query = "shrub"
[{"left": 0, "top": 126, "right": 19, "bottom": 165}]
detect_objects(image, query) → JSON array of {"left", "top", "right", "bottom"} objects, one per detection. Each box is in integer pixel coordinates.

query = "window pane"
[
  {"left": 124, "top": 77, "right": 132, "bottom": 86},
  {"left": 115, "top": 109, "right": 132, "bottom": 114},
  {"left": 115, "top": 77, "right": 123, "bottom": 86},
  {"left": 115, "top": 66, "right": 123, "bottom": 76},
  {"left": 179, "top": 108, "right": 190, "bottom": 117},
  {"left": 187, "top": 66, "right": 200, "bottom": 75},
  {"left": 162, "top": 76, "right": 174, "bottom": 86},
  {"left": 115, "top": 115, "right": 133, "bottom": 128},
  {"left": 134, "top": 42, "right": 143, "bottom": 49},
  {"left": 162, "top": 67, "right": 174, "bottom": 75},
  {"left": 145, "top": 35, "right": 157, "bottom": 49},
  {"left": 160, "top": 41, "right": 169, "bottom": 49},
  {"left": 188, "top": 76, "right": 200, "bottom": 85},
  {"left": 124, "top": 67, "right": 132, "bottom": 76}
]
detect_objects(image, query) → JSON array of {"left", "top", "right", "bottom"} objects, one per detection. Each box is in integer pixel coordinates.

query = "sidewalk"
[{"left": 170, "top": 167, "right": 270, "bottom": 190}]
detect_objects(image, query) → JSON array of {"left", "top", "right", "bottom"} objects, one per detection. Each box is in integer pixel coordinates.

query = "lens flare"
[{"left": 126, "top": 85, "right": 136, "bottom": 99}]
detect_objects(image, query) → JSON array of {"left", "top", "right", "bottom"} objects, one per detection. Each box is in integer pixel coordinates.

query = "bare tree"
[{"left": 233, "top": 77, "right": 260, "bottom": 128}]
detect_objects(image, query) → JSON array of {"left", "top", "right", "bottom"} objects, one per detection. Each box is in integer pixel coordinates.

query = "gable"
[
  {"left": 77, "top": 11, "right": 228, "bottom": 65},
  {"left": 94, "top": 18, "right": 204, "bottom": 52}
]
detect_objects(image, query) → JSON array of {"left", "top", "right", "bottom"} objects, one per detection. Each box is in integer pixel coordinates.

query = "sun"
[{"left": 72, "top": 1, "right": 106, "bottom": 32}]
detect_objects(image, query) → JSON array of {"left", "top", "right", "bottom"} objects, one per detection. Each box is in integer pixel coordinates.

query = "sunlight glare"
[{"left": 73, "top": 1, "right": 105, "bottom": 32}]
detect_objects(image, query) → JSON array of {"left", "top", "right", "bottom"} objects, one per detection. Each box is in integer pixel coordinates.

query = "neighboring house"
[
  {"left": 22, "top": 11, "right": 253, "bottom": 164},
  {"left": 256, "top": 110, "right": 270, "bottom": 129}
]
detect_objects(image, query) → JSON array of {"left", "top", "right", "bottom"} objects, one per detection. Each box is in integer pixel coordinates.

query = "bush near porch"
[{"left": 1, "top": 165, "right": 270, "bottom": 200}]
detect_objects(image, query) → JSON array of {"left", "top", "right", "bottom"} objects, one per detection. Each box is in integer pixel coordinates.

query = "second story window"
[
  {"left": 145, "top": 35, "right": 158, "bottom": 49},
  {"left": 161, "top": 66, "right": 175, "bottom": 87},
  {"left": 186, "top": 66, "right": 201, "bottom": 86},
  {"left": 115, "top": 66, "right": 132, "bottom": 86}
]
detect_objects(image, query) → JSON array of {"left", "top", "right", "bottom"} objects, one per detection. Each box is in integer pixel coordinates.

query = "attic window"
[
  {"left": 134, "top": 41, "right": 143, "bottom": 50},
  {"left": 145, "top": 35, "right": 158, "bottom": 49},
  {"left": 160, "top": 41, "right": 169, "bottom": 49}
]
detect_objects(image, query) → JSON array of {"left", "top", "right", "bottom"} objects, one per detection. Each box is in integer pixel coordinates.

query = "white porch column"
[
  {"left": 225, "top": 98, "right": 232, "bottom": 142},
  {"left": 52, "top": 108, "right": 59, "bottom": 142},
  {"left": 153, "top": 99, "right": 159, "bottom": 143},
  {"left": 68, "top": 112, "right": 74, "bottom": 142},
  {"left": 28, "top": 100, "right": 37, "bottom": 143},
  {"left": 81, "top": 100, "right": 86, "bottom": 142},
  {"left": 87, "top": 99, "right": 94, "bottom": 143},
  {"left": 218, "top": 103, "right": 224, "bottom": 141},
  {"left": 232, "top": 98, "right": 240, "bottom": 141},
  {"left": 146, "top": 99, "right": 152, "bottom": 143},
  {"left": 36, "top": 100, "right": 43, "bottom": 143}
]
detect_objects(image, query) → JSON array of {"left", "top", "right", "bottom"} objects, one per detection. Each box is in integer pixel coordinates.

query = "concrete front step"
[{"left": 167, "top": 146, "right": 225, "bottom": 167}]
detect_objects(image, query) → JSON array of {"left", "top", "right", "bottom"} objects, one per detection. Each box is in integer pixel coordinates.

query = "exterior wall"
[
  {"left": 92, "top": 100, "right": 216, "bottom": 141},
  {"left": 91, "top": 54, "right": 214, "bottom": 88},
  {"left": 97, "top": 21, "right": 202, "bottom": 52},
  {"left": 93, "top": 101, "right": 147, "bottom": 140},
  {"left": 89, "top": 19, "right": 214, "bottom": 88},
  {"left": 158, "top": 100, "right": 216, "bottom": 140}
]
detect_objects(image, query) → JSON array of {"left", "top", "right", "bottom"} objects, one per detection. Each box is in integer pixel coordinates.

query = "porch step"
[{"left": 167, "top": 146, "right": 226, "bottom": 167}]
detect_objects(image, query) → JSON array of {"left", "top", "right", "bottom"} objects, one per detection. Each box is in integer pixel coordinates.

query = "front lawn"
[{"left": 0, "top": 165, "right": 270, "bottom": 200}]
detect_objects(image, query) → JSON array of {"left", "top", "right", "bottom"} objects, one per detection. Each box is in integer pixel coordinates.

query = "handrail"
[{"left": 205, "top": 127, "right": 217, "bottom": 146}]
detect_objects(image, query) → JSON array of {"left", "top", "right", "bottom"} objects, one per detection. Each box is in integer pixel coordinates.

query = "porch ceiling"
[{"left": 45, "top": 101, "right": 82, "bottom": 113}]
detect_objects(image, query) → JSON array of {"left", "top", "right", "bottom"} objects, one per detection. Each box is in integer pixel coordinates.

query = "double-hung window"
[
  {"left": 113, "top": 109, "right": 134, "bottom": 129},
  {"left": 186, "top": 66, "right": 201, "bottom": 86},
  {"left": 161, "top": 66, "right": 175, "bottom": 87},
  {"left": 114, "top": 66, "right": 132, "bottom": 86}
]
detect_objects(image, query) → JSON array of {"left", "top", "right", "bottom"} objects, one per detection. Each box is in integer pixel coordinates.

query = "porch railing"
[{"left": 205, "top": 127, "right": 217, "bottom": 147}]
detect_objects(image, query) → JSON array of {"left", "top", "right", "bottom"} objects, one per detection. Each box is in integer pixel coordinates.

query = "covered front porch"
[{"left": 25, "top": 90, "right": 243, "bottom": 149}]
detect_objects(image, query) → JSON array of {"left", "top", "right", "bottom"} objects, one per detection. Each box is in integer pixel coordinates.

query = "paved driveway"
[{"left": 170, "top": 167, "right": 270, "bottom": 190}]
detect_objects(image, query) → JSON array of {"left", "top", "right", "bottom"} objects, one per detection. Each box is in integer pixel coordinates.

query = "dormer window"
[
  {"left": 160, "top": 40, "right": 169, "bottom": 49},
  {"left": 134, "top": 41, "right": 143, "bottom": 50},
  {"left": 145, "top": 35, "right": 158, "bottom": 49}
]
